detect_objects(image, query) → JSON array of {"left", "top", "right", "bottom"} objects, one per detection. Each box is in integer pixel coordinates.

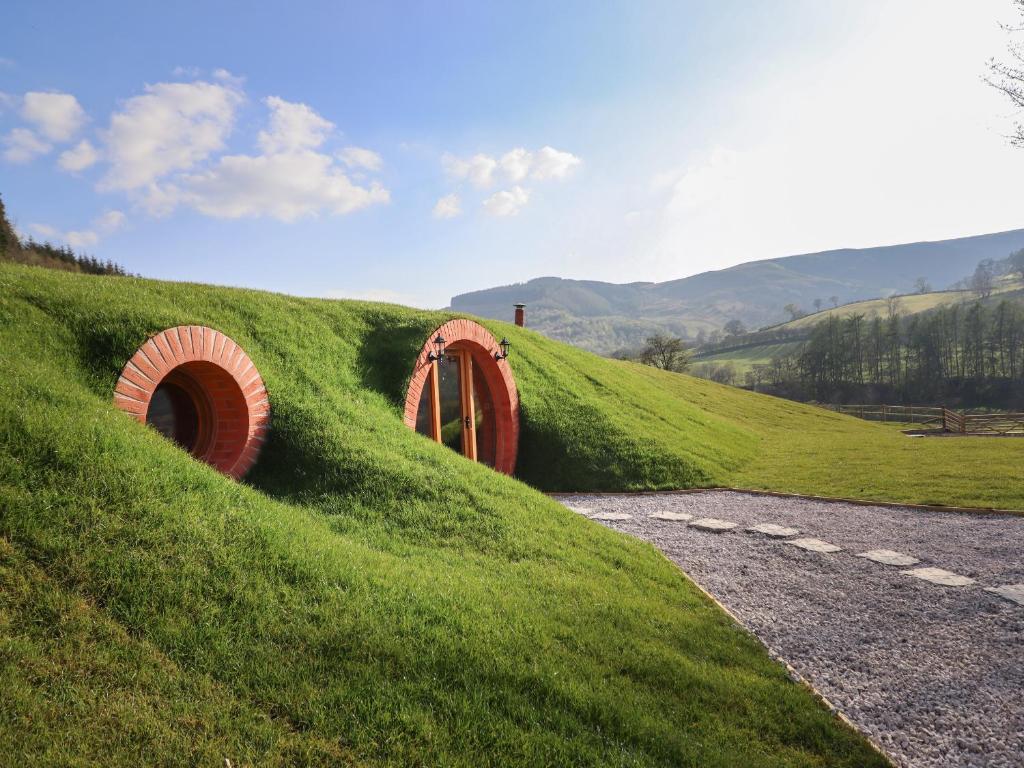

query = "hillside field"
[
  {"left": 766, "top": 275, "right": 1023, "bottom": 333},
  {"left": 3, "top": 263, "right": 1023, "bottom": 765},
  {"left": 694, "top": 341, "right": 805, "bottom": 375},
  {"left": 694, "top": 276, "right": 1024, "bottom": 375}
]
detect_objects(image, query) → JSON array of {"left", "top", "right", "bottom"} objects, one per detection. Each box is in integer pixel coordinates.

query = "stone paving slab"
[
  {"left": 590, "top": 512, "right": 632, "bottom": 521},
  {"left": 689, "top": 517, "right": 738, "bottom": 532},
  {"left": 902, "top": 567, "right": 975, "bottom": 587},
  {"left": 748, "top": 523, "right": 800, "bottom": 538},
  {"left": 985, "top": 583, "right": 1024, "bottom": 605},
  {"left": 856, "top": 549, "right": 920, "bottom": 567},
  {"left": 565, "top": 506, "right": 592, "bottom": 515},
  {"left": 787, "top": 537, "right": 842, "bottom": 553},
  {"left": 650, "top": 511, "right": 693, "bottom": 521}
]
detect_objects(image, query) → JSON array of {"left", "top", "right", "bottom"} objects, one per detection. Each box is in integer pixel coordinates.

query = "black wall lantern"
[
  {"left": 428, "top": 334, "right": 446, "bottom": 363},
  {"left": 495, "top": 337, "right": 511, "bottom": 361}
]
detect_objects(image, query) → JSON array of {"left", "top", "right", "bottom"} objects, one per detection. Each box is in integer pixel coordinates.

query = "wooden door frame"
[{"left": 403, "top": 320, "right": 519, "bottom": 475}]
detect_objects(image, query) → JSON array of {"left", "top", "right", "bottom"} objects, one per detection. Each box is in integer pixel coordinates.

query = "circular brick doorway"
[
  {"left": 113, "top": 326, "right": 270, "bottom": 479},
  {"left": 404, "top": 319, "right": 519, "bottom": 475}
]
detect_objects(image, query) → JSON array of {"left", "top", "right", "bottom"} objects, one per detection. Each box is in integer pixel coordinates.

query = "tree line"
[
  {"left": 748, "top": 297, "right": 1024, "bottom": 408},
  {"left": 0, "top": 194, "right": 130, "bottom": 277}
]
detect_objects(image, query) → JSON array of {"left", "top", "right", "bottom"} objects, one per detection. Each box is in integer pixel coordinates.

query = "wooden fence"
[
  {"left": 825, "top": 404, "right": 944, "bottom": 427},
  {"left": 823, "top": 404, "right": 1024, "bottom": 435}
]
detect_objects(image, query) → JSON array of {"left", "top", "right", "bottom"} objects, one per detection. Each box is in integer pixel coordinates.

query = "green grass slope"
[
  {"left": 5, "top": 263, "right": 1022, "bottom": 765},
  {"left": 0, "top": 263, "right": 889, "bottom": 767}
]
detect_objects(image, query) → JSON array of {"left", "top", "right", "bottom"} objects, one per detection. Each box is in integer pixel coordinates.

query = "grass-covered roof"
[{"left": 3, "top": 262, "right": 1019, "bottom": 765}]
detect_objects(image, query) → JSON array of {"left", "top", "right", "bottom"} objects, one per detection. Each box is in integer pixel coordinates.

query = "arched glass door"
[{"left": 414, "top": 348, "right": 495, "bottom": 466}]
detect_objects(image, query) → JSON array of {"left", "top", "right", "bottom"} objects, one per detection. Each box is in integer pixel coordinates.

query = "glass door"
[
  {"left": 415, "top": 350, "right": 489, "bottom": 464},
  {"left": 436, "top": 351, "right": 476, "bottom": 461}
]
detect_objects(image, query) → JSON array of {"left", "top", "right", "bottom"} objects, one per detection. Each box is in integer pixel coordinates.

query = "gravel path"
[{"left": 557, "top": 490, "right": 1024, "bottom": 768}]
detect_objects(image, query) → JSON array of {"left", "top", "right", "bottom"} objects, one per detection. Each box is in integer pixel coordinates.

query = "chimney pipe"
[{"left": 514, "top": 303, "right": 525, "bottom": 327}]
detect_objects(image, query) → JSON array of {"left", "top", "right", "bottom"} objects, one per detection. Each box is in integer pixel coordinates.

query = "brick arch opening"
[
  {"left": 403, "top": 319, "right": 519, "bottom": 475},
  {"left": 113, "top": 326, "right": 270, "bottom": 479}
]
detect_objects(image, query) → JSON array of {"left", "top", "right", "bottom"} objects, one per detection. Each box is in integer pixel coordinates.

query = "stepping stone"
[
  {"left": 985, "top": 584, "right": 1024, "bottom": 605},
  {"left": 650, "top": 511, "right": 693, "bottom": 521},
  {"left": 787, "top": 537, "right": 842, "bottom": 553},
  {"left": 747, "top": 523, "right": 800, "bottom": 538},
  {"left": 856, "top": 549, "right": 920, "bottom": 567},
  {"left": 689, "top": 518, "right": 738, "bottom": 532},
  {"left": 590, "top": 512, "right": 632, "bottom": 521},
  {"left": 902, "top": 567, "right": 975, "bottom": 587},
  {"left": 564, "top": 506, "right": 592, "bottom": 516}
]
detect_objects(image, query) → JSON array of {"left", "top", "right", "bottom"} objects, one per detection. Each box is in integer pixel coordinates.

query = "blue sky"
[{"left": 3, "top": 1, "right": 1024, "bottom": 307}]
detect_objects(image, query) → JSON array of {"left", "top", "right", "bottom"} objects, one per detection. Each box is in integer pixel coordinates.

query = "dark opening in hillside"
[
  {"left": 147, "top": 380, "right": 201, "bottom": 451},
  {"left": 114, "top": 326, "right": 270, "bottom": 480}
]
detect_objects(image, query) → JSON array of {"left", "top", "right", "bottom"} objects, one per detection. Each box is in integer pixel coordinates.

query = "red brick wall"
[
  {"left": 113, "top": 326, "right": 270, "bottom": 479},
  {"left": 403, "top": 319, "right": 520, "bottom": 475}
]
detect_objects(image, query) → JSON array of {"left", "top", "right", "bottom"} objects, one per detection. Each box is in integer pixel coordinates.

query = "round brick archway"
[
  {"left": 113, "top": 326, "right": 270, "bottom": 479},
  {"left": 403, "top": 319, "right": 519, "bottom": 475}
]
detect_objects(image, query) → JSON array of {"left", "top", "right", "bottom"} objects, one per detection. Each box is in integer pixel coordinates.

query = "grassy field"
[
  {"left": 767, "top": 275, "right": 1023, "bottom": 333},
  {"left": 2, "top": 263, "right": 1020, "bottom": 765},
  {"left": 693, "top": 341, "right": 805, "bottom": 375}
]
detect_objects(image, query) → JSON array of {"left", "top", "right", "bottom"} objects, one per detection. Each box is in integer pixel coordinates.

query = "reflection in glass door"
[
  {"left": 415, "top": 348, "right": 496, "bottom": 466},
  {"left": 437, "top": 350, "right": 465, "bottom": 454}
]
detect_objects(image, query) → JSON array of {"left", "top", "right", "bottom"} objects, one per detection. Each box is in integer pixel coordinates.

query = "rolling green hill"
[
  {"left": 4, "top": 262, "right": 1023, "bottom": 765},
  {"left": 764, "top": 275, "right": 1023, "bottom": 333},
  {"left": 452, "top": 229, "right": 1024, "bottom": 353}
]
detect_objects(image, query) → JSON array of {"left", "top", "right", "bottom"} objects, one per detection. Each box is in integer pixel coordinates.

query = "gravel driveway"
[{"left": 556, "top": 490, "right": 1024, "bottom": 768}]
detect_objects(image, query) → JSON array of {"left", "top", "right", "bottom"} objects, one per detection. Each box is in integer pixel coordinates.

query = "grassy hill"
[
  {"left": 765, "top": 275, "right": 1023, "bottom": 333},
  {"left": 451, "top": 229, "right": 1024, "bottom": 353},
  {"left": 4, "top": 263, "right": 1023, "bottom": 765}
]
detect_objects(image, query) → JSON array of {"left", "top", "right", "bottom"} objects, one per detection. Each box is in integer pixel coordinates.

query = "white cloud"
[
  {"left": 94, "top": 209, "right": 126, "bottom": 233},
  {"left": 99, "top": 80, "right": 243, "bottom": 191},
  {"left": 258, "top": 96, "right": 333, "bottom": 154},
  {"left": 58, "top": 139, "right": 99, "bottom": 172},
  {"left": 441, "top": 145, "right": 580, "bottom": 216},
  {"left": 28, "top": 209, "right": 126, "bottom": 249},
  {"left": 483, "top": 186, "right": 529, "bottom": 217},
  {"left": 22, "top": 91, "right": 86, "bottom": 142},
  {"left": 432, "top": 193, "right": 461, "bottom": 219},
  {"left": 338, "top": 145, "right": 383, "bottom": 171},
  {"left": 174, "top": 151, "right": 389, "bottom": 221},
  {"left": 657, "top": 147, "right": 742, "bottom": 213},
  {"left": 443, "top": 152, "right": 498, "bottom": 187},
  {"left": 530, "top": 146, "right": 581, "bottom": 180},
  {"left": 28, "top": 223, "right": 60, "bottom": 240},
  {"left": 144, "top": 97, "right": 389, "bottom": 221},
  {"left": 2, "top": 127, "right": 50, "bottom": 163},
  {"left": 212, "top": 68, "right": 246, "bottom": 88},
  {"left": 500, "top": 148, "right": 532, "bottom": 182}
]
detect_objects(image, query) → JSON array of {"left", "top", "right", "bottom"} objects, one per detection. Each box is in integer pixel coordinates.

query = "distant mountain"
[{"left": 451, "top": 229, "right": 1024, "bottom": 354}]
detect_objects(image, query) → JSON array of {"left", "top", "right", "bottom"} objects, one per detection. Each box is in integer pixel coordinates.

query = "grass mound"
[{"left": 2, "top": 261, "right": 1012, "bottom": 765}]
